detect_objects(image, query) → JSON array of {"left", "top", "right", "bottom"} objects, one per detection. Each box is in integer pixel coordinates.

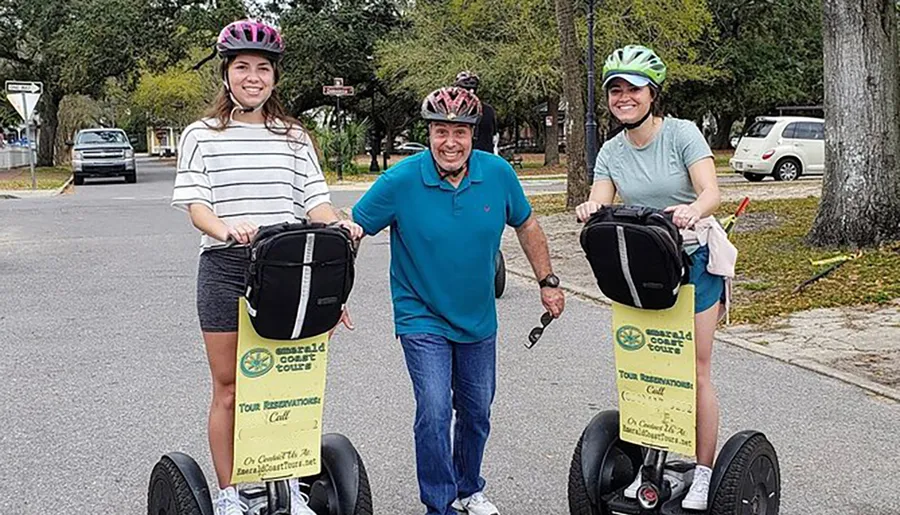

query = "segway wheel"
[
  {"left": 301, "top": 433, "right": 373, "bottom": 515},
  {"left": 568, "top": 410, "right": 643, "bottom": 515},
  {"left": 494, "top": 250, "right": 507, "bottom": 298},
  {"left": 148, "top": 453, "right": 213, "bottom": 515},
  {"left": 709, "top": 432, "right": 780, "bottom": 515}
]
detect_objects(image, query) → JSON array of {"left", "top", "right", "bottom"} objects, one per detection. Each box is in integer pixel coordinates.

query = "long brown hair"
[{"left": 204, "top": 55, "right": 308, "bottom": 148}]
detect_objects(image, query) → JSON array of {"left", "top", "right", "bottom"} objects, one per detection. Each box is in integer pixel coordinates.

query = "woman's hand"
[
  {"left": 576, "top": 201, "right": 603, "bottom": 223},
  {"left": 664, "top": 204, "right": 702, "bottom": 229},
  {"left": 224, "top": 221, "right": 259, "bottom": 244},
  {"left": 328, "top": 306, "right": 355, "bottom": 339}
]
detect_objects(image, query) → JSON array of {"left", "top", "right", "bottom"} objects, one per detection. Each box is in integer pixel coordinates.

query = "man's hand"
[
  {"left": 328, "top": 306, "right": 355, "bottom": 339},
  {"left": 541, "top": 287, "right": 565, "bottom": 318},
  {"left": 335, "top": 219, "right": 364, "bottom": 240}
]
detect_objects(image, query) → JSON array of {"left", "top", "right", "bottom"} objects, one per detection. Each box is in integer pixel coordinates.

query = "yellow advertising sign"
[
  {"left": 612, "top": 285, "right": 696, "bottom": 456},
  {"left": 231, "top": 301, "right": 328, "bottom": 484}
]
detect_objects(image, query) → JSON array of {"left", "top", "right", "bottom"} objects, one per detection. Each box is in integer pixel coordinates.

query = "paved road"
[{"left": 0, "top": 158, "right": 896, "bottom": 514}]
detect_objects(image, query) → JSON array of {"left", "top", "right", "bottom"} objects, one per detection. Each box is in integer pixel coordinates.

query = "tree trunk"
[
  {"left": 37, "top": 89, "right": 63, "bottom": 167},
  {"left": 383, "top": 125, "right": 393, "bottom": 170},
  {"left": 544, "top": 94, "right": 560, "bottom": 166},
  {"left": 710, "top": 112, "right": 737, "bottom": 150},
  {"left": 809, "top": 0, "right": 900, "bottom": 246},
  {"left": 555, "top": 0, "right": 589, "bottom": 208}
]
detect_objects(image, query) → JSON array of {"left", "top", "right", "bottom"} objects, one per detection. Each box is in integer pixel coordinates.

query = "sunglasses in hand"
[{"left": 526, "top": 311, "right": 554, "bottom": 349}]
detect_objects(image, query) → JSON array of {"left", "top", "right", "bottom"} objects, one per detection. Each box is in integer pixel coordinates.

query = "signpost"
[
  {"left": 322, "top": 78, "right": 355, "bottom": 181},
  {"left": 5, "top": 81, "right": 43, "bottom": 190}
]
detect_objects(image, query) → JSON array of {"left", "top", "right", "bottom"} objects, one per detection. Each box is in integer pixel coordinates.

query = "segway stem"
[
  {"left": 650, "top": 449, "right": 667, "bottom": 486},
  {"left": 267, "top": 480, "right": 291, "bottom": 515}
]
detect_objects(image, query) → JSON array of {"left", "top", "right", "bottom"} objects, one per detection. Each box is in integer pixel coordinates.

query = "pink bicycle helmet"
[
  {"left": 216, "top": 20, "right": 285, "bottom": 60},
  {"left": 421, "top": 87, "right": 482, "bottom": 125}
]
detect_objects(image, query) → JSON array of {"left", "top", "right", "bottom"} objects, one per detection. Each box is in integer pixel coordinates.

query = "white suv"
[{"left": 730, "top": 116, "right": 825, "bottom": 182}]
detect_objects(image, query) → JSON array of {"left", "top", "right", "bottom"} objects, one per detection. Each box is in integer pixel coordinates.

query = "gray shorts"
[{"left": 196, "top": 247, "right": 250, "bottom": 332}]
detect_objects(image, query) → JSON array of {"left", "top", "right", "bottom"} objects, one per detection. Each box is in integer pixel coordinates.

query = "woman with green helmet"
[{"left": 576, "top": 45, "right": 734, "bottom": 512}]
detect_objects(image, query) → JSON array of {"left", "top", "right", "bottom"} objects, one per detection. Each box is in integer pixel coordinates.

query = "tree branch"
[
  {"left": 191, "top": 46, "right": 218, "bottom": 71},
  {"left": 0, "top": 47, "right": 33, "bottom": 67}
]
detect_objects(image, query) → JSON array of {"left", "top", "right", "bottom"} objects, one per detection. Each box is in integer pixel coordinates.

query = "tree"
[
  {"left": 274, "top": 0, "right": 404, "bottom": 115},
  {"left": 808, "top": 0, "right": 900, "bottom": 246},
  {"left": 132, "top": 49, "right": 220, "bottom": 128},
  {"left": 0, "top": 0, "right": 244, "bottom": 166},
  {"left": 555, "top": 0, "right": 588, "bottom": 208},
  {"left": 666, "top": 0, "right": 824, "bottom": 149}
]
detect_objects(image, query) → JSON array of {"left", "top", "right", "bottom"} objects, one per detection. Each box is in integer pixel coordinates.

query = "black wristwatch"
[{"left": 539, "top": 273, "right": 560, "bottom": 289}]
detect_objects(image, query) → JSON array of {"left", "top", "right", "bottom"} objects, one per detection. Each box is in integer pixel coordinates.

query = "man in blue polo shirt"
[{"left": 352, "top": 86, "right": 565, "bottom": 515}]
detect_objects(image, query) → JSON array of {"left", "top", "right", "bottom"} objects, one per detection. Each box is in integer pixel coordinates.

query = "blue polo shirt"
[{"left": 352, "top": 150, "right": 532, "bottom": 343}]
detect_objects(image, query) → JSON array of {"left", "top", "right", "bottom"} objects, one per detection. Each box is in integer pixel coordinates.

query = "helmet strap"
[
  {"left": 433, "top": 156, "right": 469, "bottom": 180},
  {"left": 621, "top": 109, "right": 652, "bottom": 131},
  {"left": 223, "top": 77, "right": 271, "bottom": 118}
]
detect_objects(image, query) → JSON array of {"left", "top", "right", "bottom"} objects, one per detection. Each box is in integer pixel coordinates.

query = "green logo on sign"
[
  {"left": 240, "top": 348, "right": 274, "bottom": 378},
  {"left": 616, "top": 325, "right": 646, "bottom": 351}
]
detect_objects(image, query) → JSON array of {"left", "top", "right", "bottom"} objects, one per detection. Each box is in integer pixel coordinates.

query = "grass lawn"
[
  {"left": 0, "top": 166, "right": 71, "bottom": 190},
  {"left": 526, "top": 193, "right": 900, "bottom": 324},
  {"left": 324, "top": 170, "right": 381, "bottom": 184},
  {"left": 713, "top": 149, "right": 733, "bottom": 169}
]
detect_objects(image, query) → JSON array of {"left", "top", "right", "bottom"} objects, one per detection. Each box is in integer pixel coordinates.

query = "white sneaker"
[
  {"left": 623, "top": 471, "right": 641, "bottom": 499},
  {"left": 452, "top": 492, "right": 499, "bottom": 515},
  {"left": 288, "top": 478, "right": 316, "bottom": 515},
  {"left": 681, "top": 465, "right": 712, "bottom": 511},
  {"left": 214, "top": 486, "right": 248, "bottom": 515}
]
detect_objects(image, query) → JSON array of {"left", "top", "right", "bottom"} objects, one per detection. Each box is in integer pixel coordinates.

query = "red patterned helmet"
[
  {"left": 216, "top": 20, "right": 285, "bottom": 61},
  {"left": 421, "top": 87, "right": 482, "bottom": 125}
]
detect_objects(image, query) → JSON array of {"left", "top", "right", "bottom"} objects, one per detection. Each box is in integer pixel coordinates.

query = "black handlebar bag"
[
  {"left": 244, "top": 221, "right": 355, "bottom": 340},
  {"left": 580, "top": 205, "right": 690, "bottom": 310}
]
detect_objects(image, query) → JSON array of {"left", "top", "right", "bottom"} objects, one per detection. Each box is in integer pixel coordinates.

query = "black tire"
[
  {"left": 742, "top": 173, "right": 765, "bottom": 182},
  {"left": 74, "top": 175, "right": 84, "bottom": 186},
  {"left": 772, "top": 158, "right": 801, "bottom": 181},
  {"left": 709, "top": 433, "right": 780, "bottom": 515},
  {"left": 302, "top": 433, "right": 373, "bottom": 515},
  {"left": 126, "top": 172, "right": 137, "bottom": 184},
  {"left": 147, "top": 454, "right": 212, "bottom": 515},
  {"left": 568, "top": 411, "right": 643, "bottom": 515},
  {"left": 494, "top": 250, "right": 506, "bottom": 299}
]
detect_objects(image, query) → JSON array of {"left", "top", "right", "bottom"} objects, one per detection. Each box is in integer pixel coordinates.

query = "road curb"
[
  {"left": 55, "top": 174, "right": 74, "bottom": 195},
  {"left": 0, "top": 174, "right": 73, "bottom": 199},
  {"left": 505, "top": 263, "right": 900, "bottom": 403}
]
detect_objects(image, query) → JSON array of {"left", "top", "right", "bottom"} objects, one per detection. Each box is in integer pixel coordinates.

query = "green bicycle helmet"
[{"left": 602, "top": 45, "right": 667, "bottom": 89}]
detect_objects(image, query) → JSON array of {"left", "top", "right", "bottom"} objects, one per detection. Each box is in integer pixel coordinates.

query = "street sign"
[
  {"left": 334, "top": 78, "right": 344, "bottom": 87},
  {"left": 323, "top": 85, "right": 355, "bottom": 97},
  {"left": 4, "top": 80, "right": 42, "bottom": 189},
  {"left": 6, "top": 81, "right": 42, "bottom": 95},
  {"left": 5, "top": 80, "right": 43, "bottom": 121}
]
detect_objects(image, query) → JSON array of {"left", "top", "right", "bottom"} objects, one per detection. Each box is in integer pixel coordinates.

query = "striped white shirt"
[{"left": 171, "top": 118, "right": 332, "bottom": 250}]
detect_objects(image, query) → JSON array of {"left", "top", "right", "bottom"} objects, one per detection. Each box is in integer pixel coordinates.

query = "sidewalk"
[{"left": 501, "top": 211, "right": 900, "bottom": 402}]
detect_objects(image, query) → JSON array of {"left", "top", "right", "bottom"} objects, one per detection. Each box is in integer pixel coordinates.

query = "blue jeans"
[{"left": 399, "top": 333, "right": 497, "bottom": 515}]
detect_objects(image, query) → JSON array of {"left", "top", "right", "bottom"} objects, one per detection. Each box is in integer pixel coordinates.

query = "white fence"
[{"left": 0, "top": 148, "right": 32, "bottom": 170}]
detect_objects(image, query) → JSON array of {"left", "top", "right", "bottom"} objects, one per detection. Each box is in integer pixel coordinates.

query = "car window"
[
  {"left": 744, "top": 121, "right": 775, "bottom": 138},
  {"left": 785, "top": 122, "right": 823, "bottom": 140},
  {"left": 809, "top": 122, "right": 825, "bottom": 140},
  {"left": 782, "top": 122, "right": 799, "bottom": 139},
  {"left": 77, "top": 131, "right": 127, "bottom": 144}
]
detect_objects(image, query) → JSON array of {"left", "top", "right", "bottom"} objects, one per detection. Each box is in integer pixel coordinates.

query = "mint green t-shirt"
[{"left": 593, "top": 117, "right": 713, "bottom": 209}]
